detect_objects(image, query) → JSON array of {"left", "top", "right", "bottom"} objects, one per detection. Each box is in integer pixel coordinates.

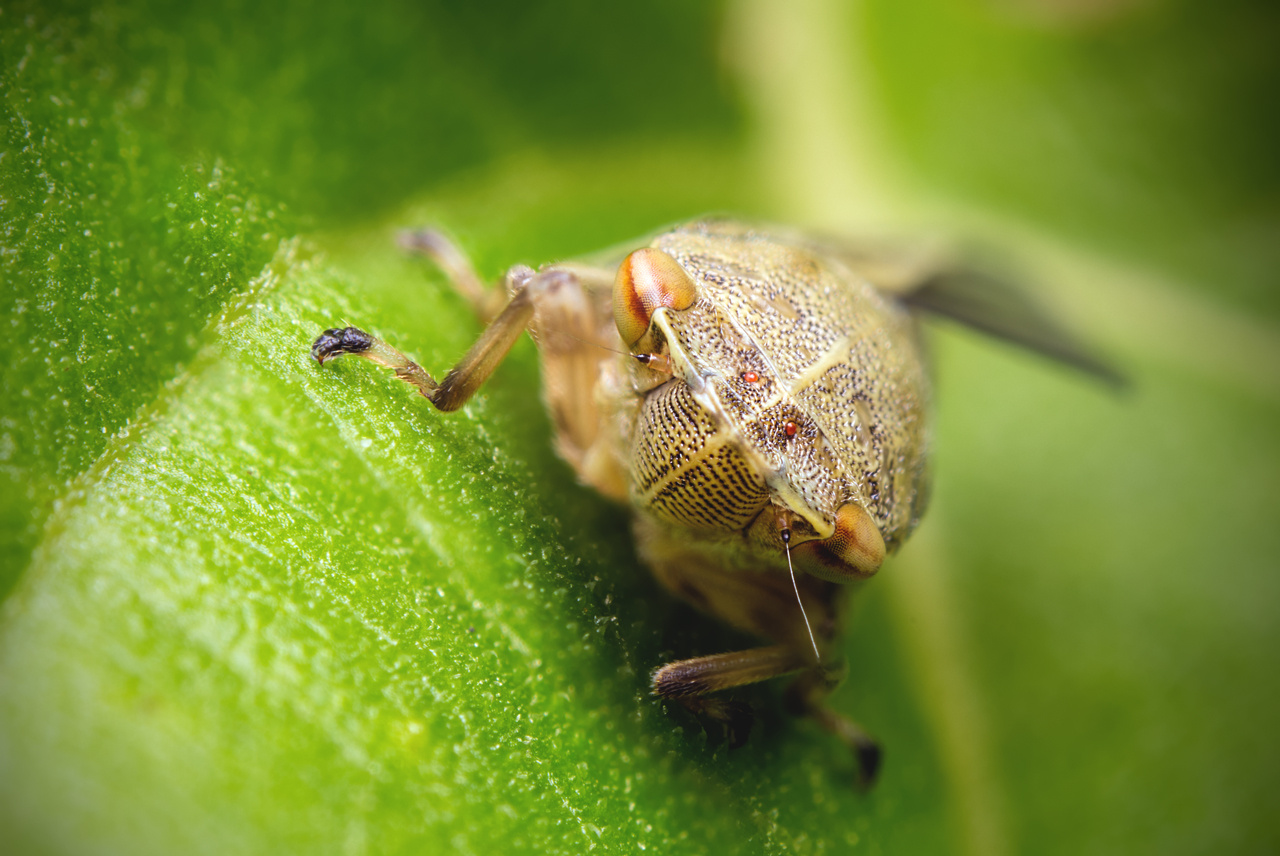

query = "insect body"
[{"left": 313, "top": 219, "right": 1115, "bottom": 787}]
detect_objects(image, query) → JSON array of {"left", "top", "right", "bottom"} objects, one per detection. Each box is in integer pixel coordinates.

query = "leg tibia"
[
  {"left": 652, "top": 644, "right": 810, "bottom": 752},
  {"left": 652, "top": 645, "right": 809, "bottom": 699},
  {"left": 429, "top": 285, "right": 535, "bottom": 410},
  {"left": 399, "top": 228, "right": 504, "bottom": 321}
]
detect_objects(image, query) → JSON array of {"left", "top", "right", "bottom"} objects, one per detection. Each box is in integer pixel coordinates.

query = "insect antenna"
[
  {"left": 632, "top": 352, "right": 672, "bottom": 373},
  {"left": 540, "top": 326, "right": 672, "bottom": 373},
  {"left": 780, "top": 524, "right": 821, "bottom": 663}
]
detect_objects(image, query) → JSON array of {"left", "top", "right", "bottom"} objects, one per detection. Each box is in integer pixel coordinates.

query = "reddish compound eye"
[
  {"left": 613, "top": 248, "right": 698, "bottom": 345},
  {"left": 742, "top": 370, "right": 759, "bottom": 384},
  {"left": 784, "top": 420, "right": 798, "bottom": 437}
]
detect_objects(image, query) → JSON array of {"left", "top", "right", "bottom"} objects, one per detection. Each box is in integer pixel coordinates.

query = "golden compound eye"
[
  {"left": 742, "top": 370, "right": 759, "bottom": 384},
  {"left": 613, "top": 248, "right": 698, "bottom": 345},
  {"left": 784, "top": 420, "right": 798, "bottom": 438}
]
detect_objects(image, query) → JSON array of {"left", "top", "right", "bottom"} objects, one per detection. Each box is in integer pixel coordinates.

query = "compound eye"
[
  {"left": 613, "top": 248, "right": 698, "bottom": 345},
  {"left": 792, "top": 502, "right": 886, "bottom": 581}
]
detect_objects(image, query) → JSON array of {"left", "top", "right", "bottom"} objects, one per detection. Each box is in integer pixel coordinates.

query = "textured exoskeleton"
[{"left": 312, "top": 219, "right": 1117, "bottom": 787}]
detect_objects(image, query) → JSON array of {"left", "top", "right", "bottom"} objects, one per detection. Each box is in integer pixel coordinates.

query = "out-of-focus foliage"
[
  {"left": 863, "top": 0, "right": 1280, "bottom": 318},
  {"left": 1, "top": 0, "right": 1276, "bottom": 854}
]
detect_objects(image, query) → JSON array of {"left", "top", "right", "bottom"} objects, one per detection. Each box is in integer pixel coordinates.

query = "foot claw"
[
  {"left": 854, "top": 737, "right": 882, "bottom": 789},
  {"left": 312, "top": 327, "right": 374, "bottom": 364}
]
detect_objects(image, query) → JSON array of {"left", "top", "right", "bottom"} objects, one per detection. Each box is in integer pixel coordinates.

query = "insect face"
[{"left": 615, "top": 228, "right": 916, "bottom": 586}]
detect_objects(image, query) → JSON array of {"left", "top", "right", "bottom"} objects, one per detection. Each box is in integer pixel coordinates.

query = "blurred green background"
[{"left": 2, "top": 0, "right": 1277, "bottom": 853}]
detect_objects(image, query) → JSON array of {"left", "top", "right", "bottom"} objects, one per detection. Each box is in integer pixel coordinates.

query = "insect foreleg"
[
  {"left": 310, "top": 326, "right": 443, "bottom": 400},
  {"left": 652, "top": 643, "right": 880, "bottom": 786},
  {"left": 784, "top": 663, "right": 882, "bottom": 789},
  {"left": 652, "top": 645, "right": 810, "bottom": 698},
  {"left": 398, "top": 228, "right": 506, "bottom": 322},
  {"left": 652, "top": 645, "right": 810, "bottom": 749},
  {"left": 312, "top": 268, "right": 576, "bottom": 412}
]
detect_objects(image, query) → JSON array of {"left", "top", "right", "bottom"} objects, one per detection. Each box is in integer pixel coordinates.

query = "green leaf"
[{"left": 0, "top": 10, "right": 289, "bottom": 589}]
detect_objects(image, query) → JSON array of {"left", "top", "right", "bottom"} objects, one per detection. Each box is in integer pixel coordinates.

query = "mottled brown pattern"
[
  {"left": 630, "top": 380, "right": 770, "bottom": 531},
  {"left": 631, "top": 220, "right": 930, "bottom": 553}
]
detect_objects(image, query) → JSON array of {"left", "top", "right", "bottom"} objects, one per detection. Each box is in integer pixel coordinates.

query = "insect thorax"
[{"left": 622, "top": 222, "right": 931, "bottom": 554}]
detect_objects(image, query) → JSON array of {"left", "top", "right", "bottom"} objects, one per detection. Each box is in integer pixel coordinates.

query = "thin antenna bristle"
[
  {"left": 541, "top": 326, "right": 632, "bottom": 357},
  {"left": 540, "top": 325, "right": 673, "bottom": 374},
  {"left": 782, "top": 527, "right": 821, "bottom": 663},
  {"left": 635, "top": 353, "right": 672, "bottom": 374}
]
